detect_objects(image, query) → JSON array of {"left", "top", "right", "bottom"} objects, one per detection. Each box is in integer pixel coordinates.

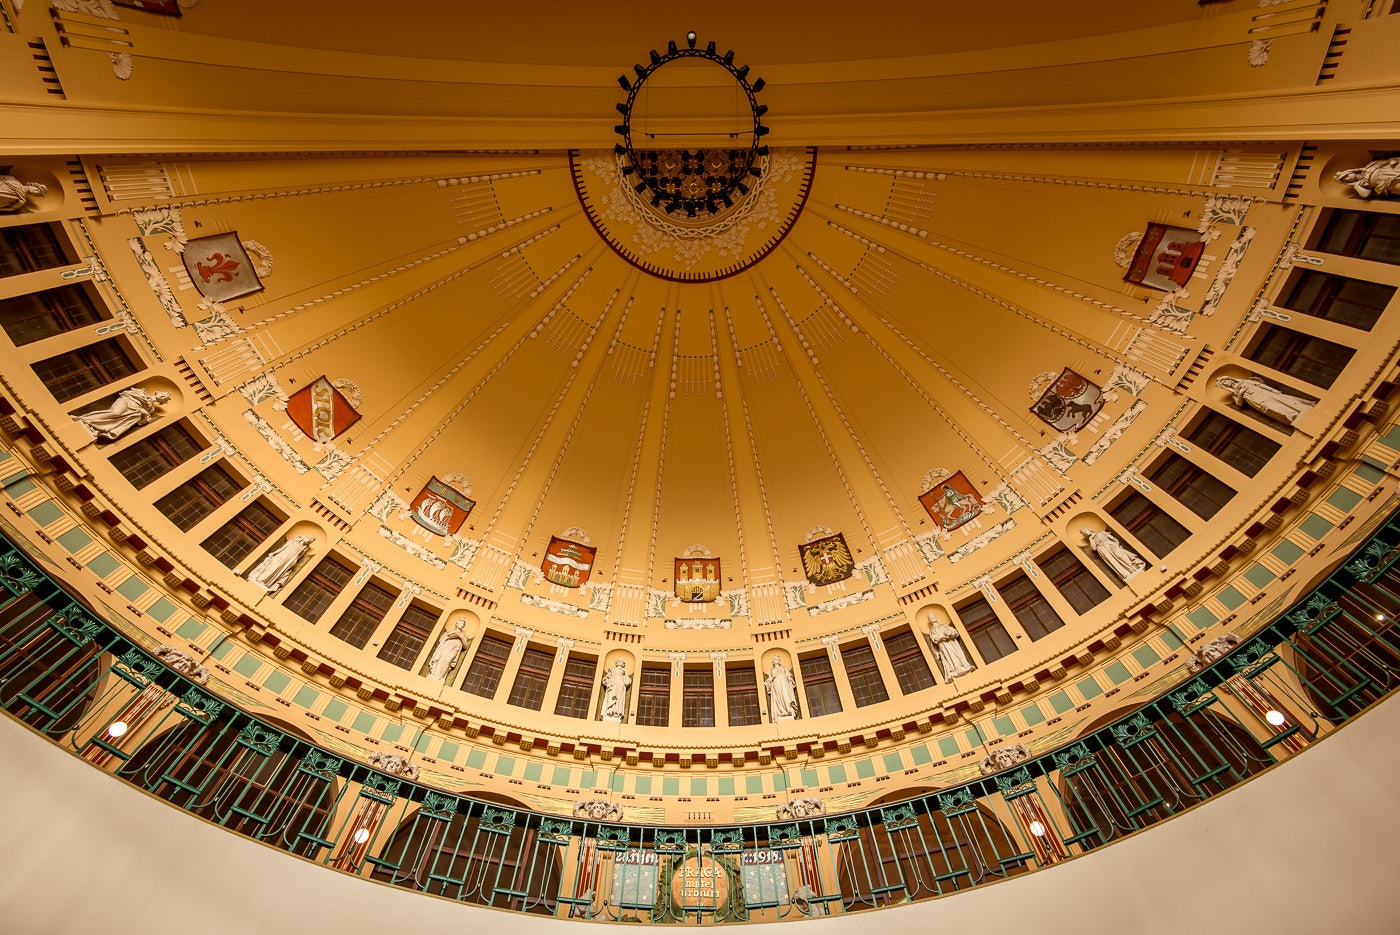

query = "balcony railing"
[{"left": 1, "top": 515, "right": 1398, "bottom": 924}]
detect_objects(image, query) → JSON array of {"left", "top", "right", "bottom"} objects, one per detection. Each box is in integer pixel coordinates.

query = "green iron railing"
[{"left": 0, "top": 516, "right": 1398, "bottom": 923}]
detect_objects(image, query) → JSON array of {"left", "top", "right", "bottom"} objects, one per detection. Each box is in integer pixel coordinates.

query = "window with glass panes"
[
  {"left": 1315, "top": 209, "right": 1400, "bottom": 266},
  {"left": 461, "top": 634, "right": 511, "bottom": 698},
  {"left": 956, "top": 595, "right": 1016, "bottom": 663},
  {"left": 328, "top": 581, "right": 396, "bottom": 649},
  {"left": 726, "top": 664, "right": 761, "bottom": 725},
  {"left": 0, "top": 224, "right": 68, "bottom": 277},
  {"left": 885, "top": 629, "right": 936, "bottom": 694},
  {"left": 154, "top": 463, "right": 242, "bottom": 531},
  {"left": 1184, "top": 410, "right": 1281, "bottom": 477},
  {"left": 282, "top": 556, "right": 353, "bottom": 623},
  {"left": 842, "top": 643, "right": 889, "bottom": 707},
  {"left": 800, "top": 654, "right": 842, "bottom": 717},
  {"left": 0, "top": 286, "right": 104, "bottom": 347},
  {"left": 1278, "top": 270, "right": 1393, "bottom": 330},
  {"left": 682, "top": 667, "right": 715, "bottom": 727},
  {"left": 998, "top": 572, "right": 1065, "bottom": 641},
  {"left": 636, "top": 665, "right": 671, "bottom": 726},
  {"left": 32, "top": 339, "right": 138, "bottom": 402},
  {"left": 378, "top": 602, "right": 439, "bottom": 671},
  {"left": 554, "top": 654, "right": 597, "bottom": 719},
  {"left": 109, "top": 422, "right": 204, "bottom": 489},
  {"left": 507, "top": 646, "right": 555, "bottom": 710},
  {"left": 201, "top": 500, "right": 283, "bottom": 568},
  {"left": 1038, "top": 546, "right": 1110, "bottom": 612},
  {"left": 1108, "top": 491, "right": 1190, "bottom": 557},
  {"left": 1245, "top": 323, "right": 1354, "bottom": 388},
  {"left": 1147, "top": 453, "right": 1236, "bottom": 520}
]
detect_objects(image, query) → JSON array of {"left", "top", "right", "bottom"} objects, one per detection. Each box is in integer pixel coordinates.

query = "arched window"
[
  {"left": 0, "top": 589, "right": 104, "bottom": 737},
  {"left": 834, "top": 787, "right": 1024, "bottom": 909},
  {"left": 1291, "top": 578, "right": 1400, "bottom": 720},
  {"left": 1056, "top": 705, "right": 1270, "bottom": 850},
  {"left": 371, "top": 792, "right": 563, "bottom": 914},
  {"left": 119, "top": 715, "right": 337, "bottom": 858}
]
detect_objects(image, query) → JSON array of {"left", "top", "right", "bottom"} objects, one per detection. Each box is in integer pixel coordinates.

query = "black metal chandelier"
[{"left": 614, "top": 32, "right": 769, "bottom": 218}]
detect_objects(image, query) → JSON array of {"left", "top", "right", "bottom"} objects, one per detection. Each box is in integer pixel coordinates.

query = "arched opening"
[
  {"left": 371, "top": 791, "right": 563, "bottom": 914},
  {"left": 834, "top": 786, "right": 1025, "bottom": 910},
  {"left": 1056, "top": 704, "right": 1271, "bottom": 850},
  {"left": 118, "top": 714, "right": 336, "bottom": 858},
  {"left": 1293, "top": 577, "right": 1400, "bottom": 720},
  {"left": 0, "top": 589, "right": 104, "bottom": 737}
]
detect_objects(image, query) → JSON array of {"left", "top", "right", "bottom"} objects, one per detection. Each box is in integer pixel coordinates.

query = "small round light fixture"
[
  {"left": 1029, "top": 820, "right": 1047, "bottom": 838},
  {"left": 1265, "top": 709, "right": 1287, "bottom": 727},
  {"left": 352, "top": 828, "right": 371, "bottom": 845},
  {"left": 614, "top": 34, "right": 769, "bottom": 219},
  {"left": 106, "top": 720, "right": 128, "bottom": 738}
]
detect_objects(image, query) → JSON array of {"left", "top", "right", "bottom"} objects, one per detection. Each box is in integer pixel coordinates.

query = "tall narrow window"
[
  {"left": 1184, "top": 411, "right": 1281, "bottom": 477},
  {"left": 885, "top": 629, "right": 936, "bottom": 694},
  {"left": 329, "top": 581, "right": 396, "bottom": 649},
  {"left": 154, "top": 463, "right": 242, "bottom": 531},
  {"left": 109, "top": 422, "right": 204, "bottom": 489},
  {"left": 282, "top": 556, "right": 353, "bottom": 623},
  {"left": 999, "top": 572, "right": 1066, "bottom": 641},
  {"left": 554, "top": 654, "right": 597, "bottom": 719},
  {"left": 1038, "top": 546, "right": 1110, "bottom": 612},
  {"left": 1315, "top": 209, "right": 1400, "bottom": 266},
  {"left": 378, "top": 603, "right": 439, "bottom": 671},
  {"left": 726, "top": 664, "right": 761, "bottom": 726},
  {"left": 636, "top": 665, "right": 671, "bottom": 727},
  {"left": 1245, "top": 323, "right": 1354, "bottom": 388},
  {"left": 800, "top": 654, "right": 842, "bottom": 717},
  {"left": 32, "top": 339, "right": 138, "bottom": 402},
  {"left": 507, "top": 646, "right": 554, "bottom": 710},
  {"left": 682, "top": 667, "right": 715, "bottom": 727},
  {"left": 1109, "top": 491, "right": 1190, "bottom": 557},
  {"left": 1147, "top": 453, "right": 1236, "bottom": 520},
  {"left": 201, "top": 500, "right": 283, "bottom": 568},
  {"left": 1278, "top": 270, "right": 1393, "bottom": 330},
  {"left": 0, "top": 224, "right": 69, "bottom": 277},
  {"left": 842, "top": 643, "right": 889, "bottom": 707},
  {"left": 956, "top": 595, "right": 1016, "bottom": 664},
  {"left": 0, "top": 285, "right": 103, "bottom": 345},
  {"left": 461, "top": 634, "right": 511, "bottom": 698}
]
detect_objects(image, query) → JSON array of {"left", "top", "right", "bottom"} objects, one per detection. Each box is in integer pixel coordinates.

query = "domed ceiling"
[{"left": 9, "top": 0, "right": 1393, "bottom": 807}]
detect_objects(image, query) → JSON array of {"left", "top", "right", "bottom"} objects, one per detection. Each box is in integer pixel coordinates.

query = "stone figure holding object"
[
  {"left": 600, "top": 660, "right": 631, "bottom": 722},
  {"left": 926, "top": 613, "right": 976, "bottom": 680},
  {"left": 244, "top": 535, "right": 314, "bottom": 593},
  {"left": 765, "top": 656, "right": 799, "bottom": 721},
  {"left": 426, "top": 620, "right": 468, "bottom": 682},
  {"left": 74, "top": 387, "right": 171, "bottom": 441},
  {"left": 1334, "top": 157, "right": 1400, "bottom": 199},
  {"left": 0, "top": 176, "right": 47, "bottom": 213},
  {"left": 1081, "top": 528, "right": 1147, "bottom": 583},
  {"left": 1215, "top": 376, "right": 1314, "bottom": 427}
]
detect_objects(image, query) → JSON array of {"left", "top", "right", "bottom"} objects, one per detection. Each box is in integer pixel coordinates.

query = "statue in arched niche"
[
  {"left": 1215, "top": 376, "right": 1314, "bottom": 427},
  {"left": 1081, "top": 528, "right": 1147, "bottom": 583},
  {"left": 0, "top": 176, "right": 47, "bottom": 213},
  {"left": 927, "top": 612, "right": 976, "bottom": 680},
  {"left": 74, "top": 387, "right": 171, "bottom": 441}
]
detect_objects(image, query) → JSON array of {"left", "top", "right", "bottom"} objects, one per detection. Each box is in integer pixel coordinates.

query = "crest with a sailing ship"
[{"left": 409, "top": 476, "right": 474, "bottom": 536}]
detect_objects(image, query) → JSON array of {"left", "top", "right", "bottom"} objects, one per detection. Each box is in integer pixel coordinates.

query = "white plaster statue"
[
  {"left": 1215, "top": 376, "right": 1314, "bottom": 427},
  {"left": 1081, "top": 528, "right": 1147, "bottom": 583},
  {"left": 426, "top": 620, "right": 467, "bottom": 682},
  {"left": 74, "top": 387, "right": 171, "bottom": 441},
  {"left": 1335, "top": 157, "right": 1400, "bottom": 199},
  {"left": 927, "top": 614, "right": 976, "bottom": 680},
  {"left": 0, "top": 175, "right": 47, "bottom": 213},
  {"left": 243, "top": 535, "right": 314, "bottom": 593},
  {"left": 599, "top": 660, "right": 631, "bottom": 722},
  {"left": 764, "top": 656, "right": 799, "bottom": 721}
]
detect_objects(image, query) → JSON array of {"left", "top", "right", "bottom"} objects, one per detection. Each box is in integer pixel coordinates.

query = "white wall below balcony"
[{"left": 1, "top": 696, "right": 1396, "bottom": 935}]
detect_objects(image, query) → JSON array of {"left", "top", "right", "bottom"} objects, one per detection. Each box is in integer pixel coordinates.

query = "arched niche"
[
  {"left": 69, "top": 377, "right": 184, "bottom": 446},
  {"left": 833, "top": 785, "right": 1026, "bottom": 910},
  {"left": 415, "top": 607, "right": 479, "bottom": 681},
  {"left": 1067, "top": 510, "right": 1147, "bottom": 587},
  {"left": 1206, "top": 363, "right": 1317, "bottom": 434},
  {"left": 1054, "top": 702, "right": 1271, "bottom": 851},
  {"left": 369, "top": 791, "right": 562, "bottom": 914},
  {"left": 118, "top": 714, "right": 337, "bottom": 858}
]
